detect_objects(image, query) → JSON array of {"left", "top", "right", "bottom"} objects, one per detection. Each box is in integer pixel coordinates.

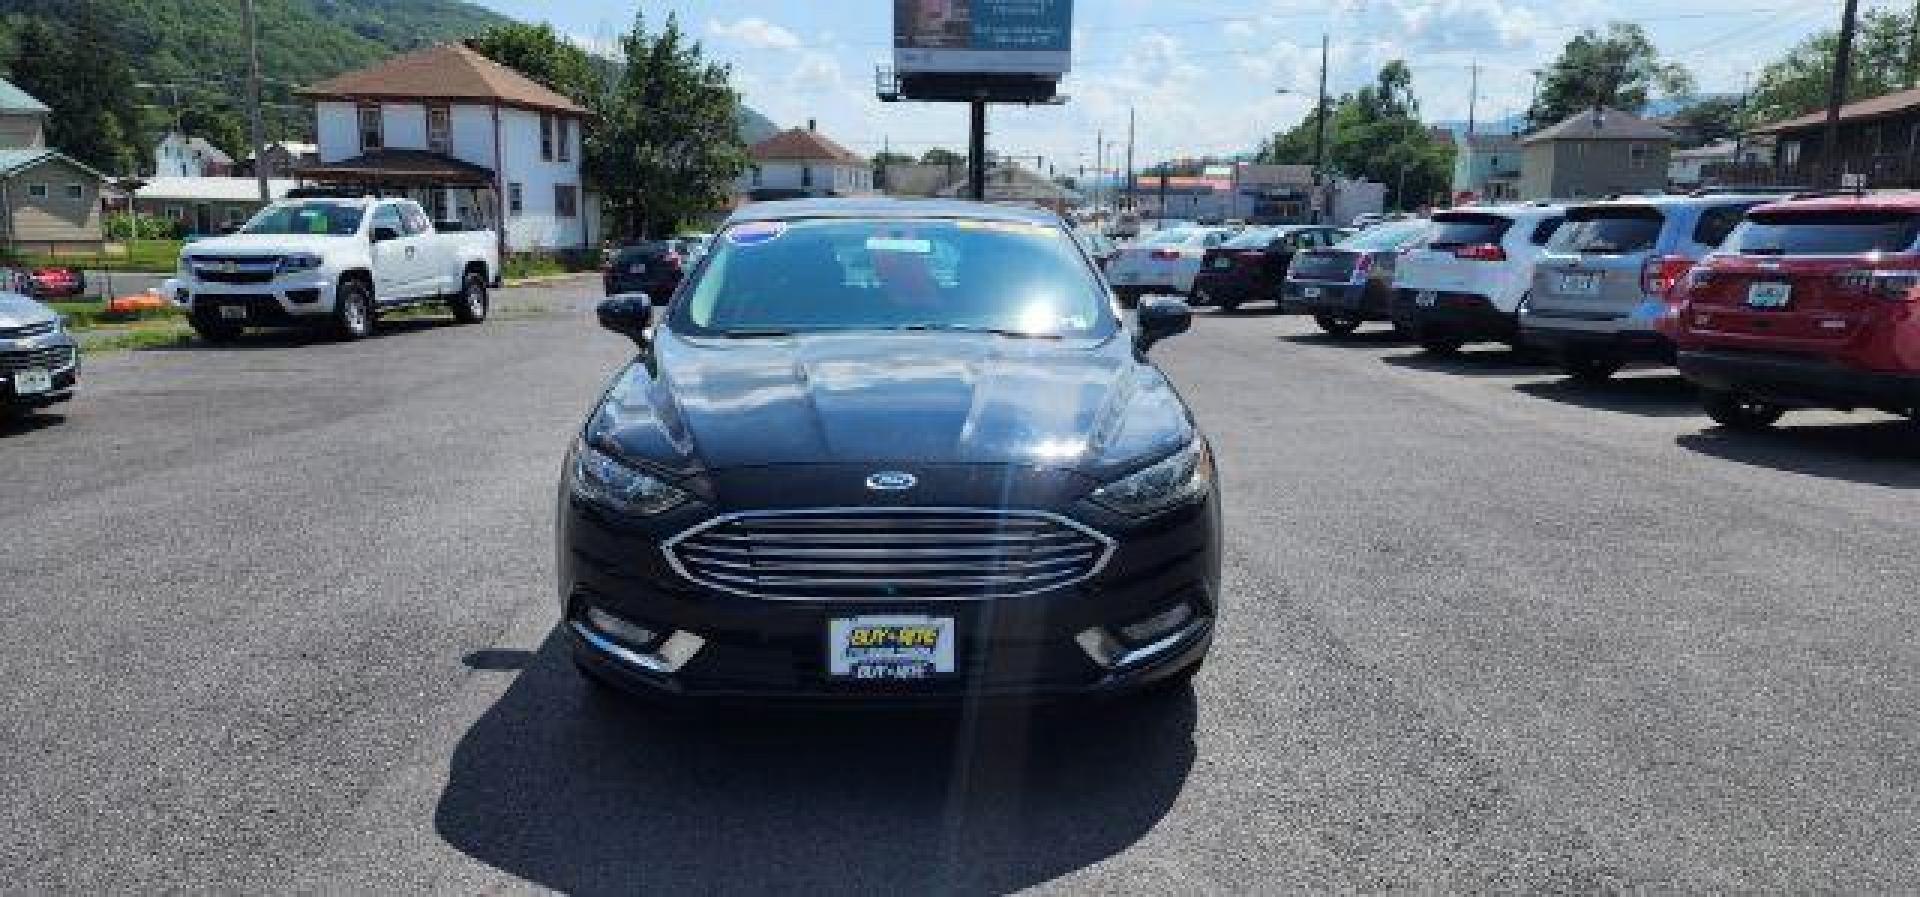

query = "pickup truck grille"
[
  {"left": 0, "top": 320, "right": 56, "bottom": 339},
  {"left": 191, "top": 256, "right": 279, "bottom": 285},
  {"left": 0, "top": 345, "right": 76, "bottom": 372},
  {"left": 665, "top": 509, "right": 1114, "bottom": 600}
]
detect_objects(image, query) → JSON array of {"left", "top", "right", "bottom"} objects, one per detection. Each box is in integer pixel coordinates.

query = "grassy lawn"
[
  {"left": 76, "top": 318, "right": 194, "bottom": 352},
  {"left": 46, "top": 300, "right": 183, "bottom": 331},
  {"left": 6, "top": 240, "right": 184, "bottom": 273}
]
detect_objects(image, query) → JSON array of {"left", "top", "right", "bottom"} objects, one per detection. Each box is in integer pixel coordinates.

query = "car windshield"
[
  {"left": 241, "top": 201, "right": 365, "bottom": 236},
  {"left": 1340, "top": 222, "right": 1427, "bottom": 251},
  {"left": 1551, "top": 209, "right": 1665, "bottom": 254},
  {"left": 1223, "top": 227, "right": 1280, "bottom": 248},
  {"left": 672, "top": 217, "right": 1114, "bottom": 337},
  {"left": 1724, "top": 211, "right": 1920, "bottom": 255}
]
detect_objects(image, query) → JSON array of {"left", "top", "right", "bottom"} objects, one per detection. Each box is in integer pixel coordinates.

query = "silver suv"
[{"left": 1521, "top": 194, "right": 1780, "bottom": 381}]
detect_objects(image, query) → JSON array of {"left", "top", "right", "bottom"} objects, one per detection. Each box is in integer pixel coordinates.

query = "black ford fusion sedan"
[{"left": 558, "top": 198, "right": 1220, "bottom": 704}]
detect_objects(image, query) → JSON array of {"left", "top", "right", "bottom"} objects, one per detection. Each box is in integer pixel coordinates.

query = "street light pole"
[
  {"left": 1311, "top": 34, "right": 1330, "bottom": 223},
  {"left": 240, "top": 0, "right": 270, "bottom": 202}
]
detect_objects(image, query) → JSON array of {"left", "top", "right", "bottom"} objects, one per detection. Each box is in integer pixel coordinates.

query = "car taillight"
[
  {"left": 1350, "top": 253, "right": 1374, "bottom": 284},
  {"left": 1452, "top": 243, "right": 1506, "bottom": 261},
  {"left": 665, "top": 253, "right": 684, "bottom": 271},
  {"left": 1641, "top": 254, "right": 1695, "bottom": 298},
  {"left": 1837, "top": 268, "right": 1920, "bottom": 300},
  {"left": 1150, "top": 248, "right": 1181, "bottom": 261}
]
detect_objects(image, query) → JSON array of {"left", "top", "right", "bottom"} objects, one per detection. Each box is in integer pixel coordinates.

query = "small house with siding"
[
  {"left": 0, "top": 148, "right": 106, "bottom": 254},
  {"left": 1519, "top": 108, "right": 1674, "bottom": 200},
  {"left": 0, "top": 77, "right": 49, "bottom": 148},
  {"left": 1743, "top": 86, "right": 1920, "bottom": 188}
]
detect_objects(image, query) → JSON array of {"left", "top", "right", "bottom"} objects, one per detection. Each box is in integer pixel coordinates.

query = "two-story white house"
[
  {"left": 154, "top": 133, "right": 234, "bottom": 178},
  {"left": 297, "top": 43, "right": 594, "bottom": 255},
  {"left": 740, "top": 122, "right": 872, "bottom": 201}
]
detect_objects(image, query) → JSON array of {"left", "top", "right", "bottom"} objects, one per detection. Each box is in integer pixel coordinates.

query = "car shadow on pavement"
[
  {"left": 0, "top": 410, "right": 66, "bottom": 436},
  {"left": 434, "top": 629, "right": 1197, "bottom": 895},
  {"left": 1512, "top": 373, "right": 1703, "bottom": 418},
  {"left": 1380, "top": 348, "right": 1552, "bottom": 377},
  {"left": 1279, "top": 329, "right": 1407, "bottom": 347},
  {"left": 1676, "top": 421, "right": 1920, "bottom": 489}
]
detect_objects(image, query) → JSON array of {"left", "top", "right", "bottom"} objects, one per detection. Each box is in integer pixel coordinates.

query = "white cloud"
[
  {"left": 1383, "top": 0, "right": 1551, "bottom": 52},
  {"left": 708, "top": 17, "right": 802, "bottom": 50},
  {"left": 1224, "top": 21, "right": 1256, "bottom": 39}
]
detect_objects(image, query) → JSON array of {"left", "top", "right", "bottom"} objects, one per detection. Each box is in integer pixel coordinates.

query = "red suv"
[{"left": 1671, "top": 193, "right": 1920, "bottom": 429}]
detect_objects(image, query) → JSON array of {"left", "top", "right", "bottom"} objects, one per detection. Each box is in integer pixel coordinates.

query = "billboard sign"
[{"left": 894, "top": 0, "right": 1073, "bottom": 75}]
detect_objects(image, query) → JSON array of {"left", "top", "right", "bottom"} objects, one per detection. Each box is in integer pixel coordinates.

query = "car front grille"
[
  {"left": 665, "top": 509, "right": 1114, "bottom": 600},
  {"left": 0, "top": 320, "right": 57, "bottom": 339},
  {"left": 0, "top": 345, "right": 76, "bottom": 373},
  {"left": 191, "top": 256, "right": 280, "bottom": 285}
]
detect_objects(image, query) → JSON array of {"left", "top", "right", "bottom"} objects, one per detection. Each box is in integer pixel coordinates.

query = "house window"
[
  {"left": 507, "top": 182, "right": 524, "bottom": 216},
  {"left": 427, "top": 105, "right": 451, "bottom": 155},
  {"left": 802, "top": 166, "right": 813, "bottom": 188},
  {"left": 750, "top": 165, "right": 762, "bottom": 186},
  {"left": 358, "top": 104, "right": 383, "bottom": 151},
  {"left": 557, "top": 118, "right": 571, "bottom": 162},
  {"left": 1782, "top": 140, "right": 1802, "bottom": 169},
  {"left": 164, "top": 205, "right": 184, "bottom": 221},
  {"left": 26, "top": 183, "right": 47, "bottom": 199},
  {"left": 1629, "top": 143, "right": 1649, "bottom": 170},
  {"left": 64, "top": 183, "right": 84, "bottom": 200},
  {"left": 224, "top": 207, "right": 245, "bottom": 227},
  {"left": 554, "top": 184, "right": 578, "bottom": 218},
  {"left": 540, "top": 114, "right": 554, "bottom": 161}
]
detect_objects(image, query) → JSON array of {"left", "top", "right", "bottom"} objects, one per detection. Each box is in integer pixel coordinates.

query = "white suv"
[
  {"left": 1391, "top": 204, "right": 1567, "bottom": 354},
  {"left": 1103, "top": 226, "right": 1233, "bottom": 306}
]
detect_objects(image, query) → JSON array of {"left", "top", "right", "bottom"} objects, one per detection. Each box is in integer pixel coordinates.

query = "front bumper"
[
  {"left": 557, "top": 477, "right": 1222, "bottom": 704},
  {"left": 1, "top": 338, "right": 80, "bottom": 407},
  {"left": 1678, "top": 348, "right": 1920, "bottom": 412},
  {"left": 185, "top": 278, "right": 336, "bottom": 327},
  {"left": 1391, "top": 290, "right": 1518, "bottom": 343}
]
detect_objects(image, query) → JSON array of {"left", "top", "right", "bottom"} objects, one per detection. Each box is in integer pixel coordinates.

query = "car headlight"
[
  {"left": 1090, "top": 438, "right": 1213, "bottom": 517},
  {"left": 569, "top": 440, "right": 689, "bottom": 516},
  {"left": 278, "top": 253, "right": 324, "bottom": 276}
]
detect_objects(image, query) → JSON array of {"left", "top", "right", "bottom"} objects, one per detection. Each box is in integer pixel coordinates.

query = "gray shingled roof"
[{"left": 1522, "top": 107, "right": 1674, "bottom": 144}]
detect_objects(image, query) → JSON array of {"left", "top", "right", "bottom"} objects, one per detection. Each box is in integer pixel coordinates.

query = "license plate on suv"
[
  {"left": 1211, "top": 257, "right": 1233, "bottom": 269},
  {"left": 1557, "top": 272, "right": 1600, "bottom": 294},
  {"left": 1415, "top": 290, "right": 1439, "bottom": 308},
  {"left": 1747, "top": 282, "right": 1792, "bottom": 308},
  {"left": 13, "top": 368, "right": 52, "bottom": 395},
  {"left": 828, "top": 615, "right": 955, "bottom": 680},
  {"left": 220, "top": 305, "right": 248, "bottom": 320}
]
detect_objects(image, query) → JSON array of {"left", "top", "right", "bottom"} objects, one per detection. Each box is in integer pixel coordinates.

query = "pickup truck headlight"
[
  {"left": 1090, "top": 438, "right": 1213, "bottom": 517},
  {"left": 277, "top": 253, "right": 325, "bottom": 276},
  {"left": 569, "top": 440, "right": 689, "bottom": 516}
]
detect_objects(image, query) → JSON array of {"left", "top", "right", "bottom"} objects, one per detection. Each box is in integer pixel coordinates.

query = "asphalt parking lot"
[{"left": 4, "top": 277, "right": 1917, "bottom": 892}]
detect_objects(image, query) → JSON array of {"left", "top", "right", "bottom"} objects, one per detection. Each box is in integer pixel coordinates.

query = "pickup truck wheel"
[
  {"left": 1702, "top": 389, "right": 1786, "bottom": 431},
  {"left": 450, "top": 271, "right": 489, "bottom": 324},
  {"left": 1314, "top": 313, "right": 1361, "bottom": 336},
  {"left": 333, "top": 279, "right": 374, "bottom": 340}
]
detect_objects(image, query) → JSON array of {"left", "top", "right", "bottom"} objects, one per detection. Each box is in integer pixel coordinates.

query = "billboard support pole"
[{"left": 968, "top": 99, "right": 988, "bottom": 200}]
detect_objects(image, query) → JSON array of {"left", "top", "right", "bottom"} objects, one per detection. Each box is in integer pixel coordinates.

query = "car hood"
[
  {"left": 181, "top": 234, "right": 361, "bottom": 257},
  {"left": 0, "top": 294, "right": 56, "bottom": 329},
  {"left": 588, "top": 331, "right": 1195, "bottom": 478}
]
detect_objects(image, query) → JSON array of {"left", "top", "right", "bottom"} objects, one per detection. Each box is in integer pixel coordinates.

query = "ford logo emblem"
[{"left": 865, "top": 471, "right": 917, "bottom": 491}]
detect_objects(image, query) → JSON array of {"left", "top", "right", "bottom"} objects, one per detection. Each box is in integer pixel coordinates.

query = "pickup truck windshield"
[
  {"left": 242, "top": 201, "right": 367, "bottom": 237},
  {"left": 673, "top": 217, "right": 1115, "bottom": 338}
]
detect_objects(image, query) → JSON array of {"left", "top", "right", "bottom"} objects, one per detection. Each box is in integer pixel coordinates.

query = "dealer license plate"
[
  {"left": 1211, "top": 256, "right": 1233, "bottom": 269},
  {"left": 1747, "top": 282, "right": 1792, "bottom": 308},
  {"left": 13, "top": 368, "right": 51, "bottom": 395},
  {"left": 220, "top": 305, "right": 248, "bottom": 320},
  {"left": 1557, "top": 272, "right": 1600, "bottom": 295},
  {"left": 628, "top": 262, "right": 648, "bottom": 274},
  {"left": 1415, "top": 290, "right": 1439, "bottom": 308},
  {"left": 1300, "top": 285, "right": 1323, "bottom": 299},
  {"left": 828, "top": 615, "right": 956, "bottom": 680}
]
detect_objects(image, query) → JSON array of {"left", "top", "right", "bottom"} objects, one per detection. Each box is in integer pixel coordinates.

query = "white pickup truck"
[{"left": 175, "top": 197, "right": 499, "bottom": 341}]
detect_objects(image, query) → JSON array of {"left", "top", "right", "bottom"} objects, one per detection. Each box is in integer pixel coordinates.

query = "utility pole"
[
  {"left": 1094, "top": 128, "right": 1104, "bottom": 212},
  {"left": 240, "top": 0, "right": 269, "bottom": 202},
  {"left": 1732, "top": 71, "right": 1753, "bottom": 177},
  {"left": 1124, "top": 106, "right": 1136, "bottom": 211},
  {"left": 1311, "top": 33, "right": 1330, "bottom": 222},
  {"left": 967, "top": 100, "right": 987, "bottom": 200},
  {"left": 1527, "top": 69, "right": 1544, "bottom": 132},
  {"left": 1466, "top": 61, "right": 1480, "bottom": 138},
  {"left": 1823, "top": 0, "right": 1862, "bottom": 189}
]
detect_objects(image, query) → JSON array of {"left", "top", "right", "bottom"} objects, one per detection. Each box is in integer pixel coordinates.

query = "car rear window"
[
  {"left": 613, "top": 242, "right": 672, "bottom": 264},
  {"left": 1550, "top": 207, "right": 1664, "bottom": 254},
  {"left": 1223, "top": 227, "right": 1280, "bottom": 249},
  {"left": 1425, "top": 214, "right": 1512, "bottom": 249},
  {"left": 673, "top": 217, "right": 1114, "bottom": 337},
  {"left": 1340, "top": 221, "right": 1427, "bottom": 251},
  {"left": 1692, "top": 204, "right": 1758, "bottom": 247},
  {"left": 1724, "top": 211, "right": 1920, "bottom": 255},
  {"left": 1141, "top": 228, "right": 1197, "bottom": 246}
]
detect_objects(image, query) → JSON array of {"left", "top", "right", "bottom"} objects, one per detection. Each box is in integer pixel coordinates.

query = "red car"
[
  {"left": 1672, "top": 193, "right": 1920, "bottom": 429},
  {"left": 28, "top": 266, "right": 85, "bottom": 299}
]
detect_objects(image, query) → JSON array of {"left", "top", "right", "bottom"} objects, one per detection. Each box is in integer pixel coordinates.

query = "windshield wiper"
[
  {"left": 714, "top": 327, "right": 795, "bottom": 338},
  {"left": 895, "top": 323, "right": 1064, "bottom": 340}
]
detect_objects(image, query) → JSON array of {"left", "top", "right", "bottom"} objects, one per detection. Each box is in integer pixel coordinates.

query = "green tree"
[
  {"left": 467, "top": 23, "right": 608, "bottom": 109},
  {"left": 5, "top": 5, "right": 142, "bottom": 173},
  {"left": 1258, "top": 61, "right": 1454, "bottom": 210},
  {"left": 592, "top": 12, "right": 747, "bottom": 238},
  {"left": 920, "top": 147, "right": 964, "bottom": 166},
  {"left": 1670, "top": 96, "right": 1744, "bottom": 147},
  {"left": 1528, "top": 22, "right": 1694, "bottom": 129},
  {"left": 1748, "top": 8, "right": 1914, "bottom": 126}
]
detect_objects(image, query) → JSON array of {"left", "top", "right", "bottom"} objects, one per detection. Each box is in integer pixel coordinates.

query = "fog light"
[
  {"left": 1119, "top": 603, "right": 1194, "bottom": 645},
  {"left": 586, "top": 606, "right": 659, "bottom": 649}
]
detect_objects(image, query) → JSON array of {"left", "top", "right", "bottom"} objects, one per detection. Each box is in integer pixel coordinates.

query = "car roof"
[
  {"left": 1749, "top": 190, "right": 1920, "bottom": 215},
  {"left": 1437, "top": 203, "right": 1567, "bottom": 220},
  {"left": 1569, "top": 194, "right": 1779, "bottom": 212},
  {"left": 727, "top": 197, "right": 1063, "bottom": 226}
]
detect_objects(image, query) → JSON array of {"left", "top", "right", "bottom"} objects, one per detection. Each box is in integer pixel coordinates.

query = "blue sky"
[{"left": 471, "top": 0, "right": 1852, "bottom": 172}]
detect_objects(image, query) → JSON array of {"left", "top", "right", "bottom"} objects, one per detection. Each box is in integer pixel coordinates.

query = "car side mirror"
[
  {"left": 1135, "top": 296, "right": 1191, "bottom": 353},
  {"left": 371, "top": 226, "right": 401, "bottom": 243},
  {"left": 597, "top": 294, "right": 654, "bottom": 346}
]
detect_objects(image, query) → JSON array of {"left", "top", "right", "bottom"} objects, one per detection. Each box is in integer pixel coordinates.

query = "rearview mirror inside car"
[{"left": 597, "top": 295, "right": 655, "bottom": 347}]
